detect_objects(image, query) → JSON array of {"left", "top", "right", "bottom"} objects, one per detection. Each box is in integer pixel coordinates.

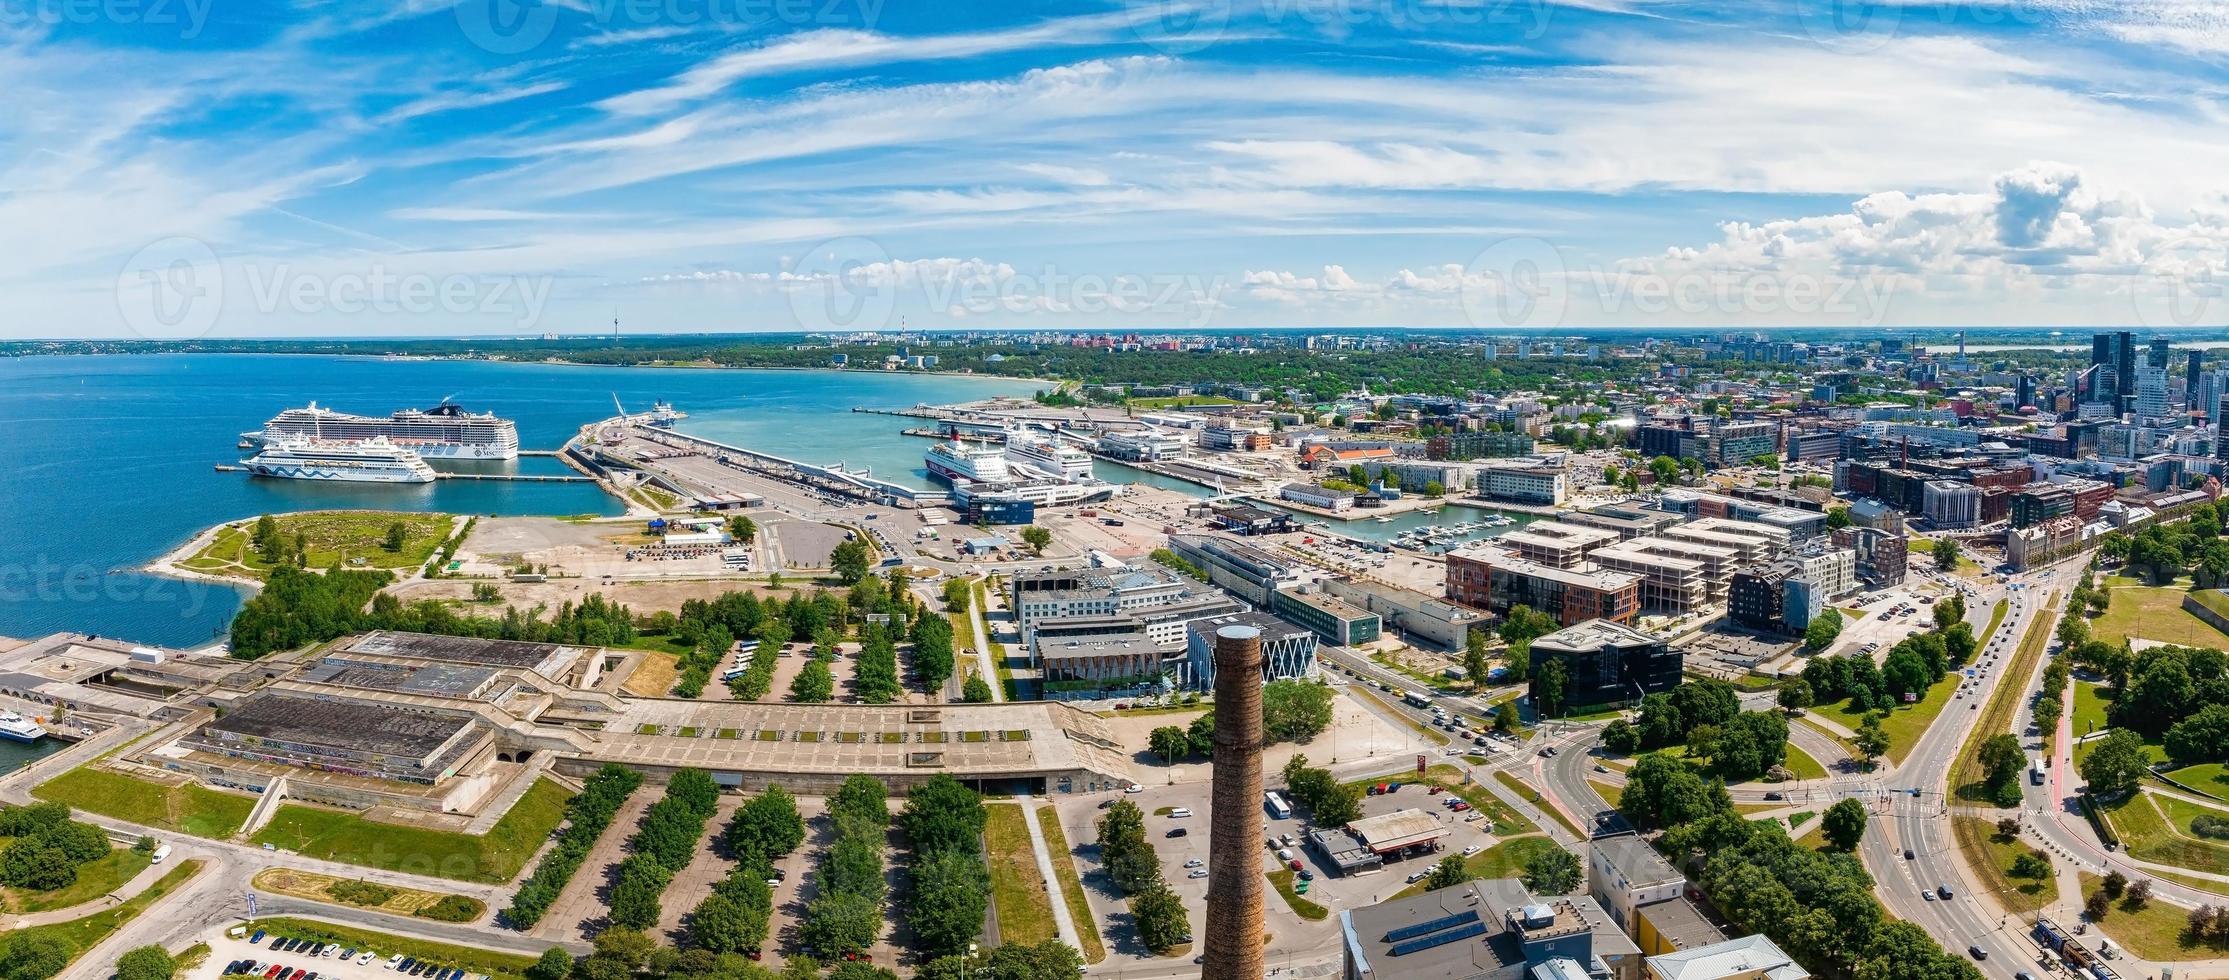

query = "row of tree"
[
  {"left": 798, "top": 776, "right": 892, "bottom": 960},
  {"left": 609, "top": 769, "right": 722, "bottom": 932},
  {"left": 909, "top": 613, "right": 958, "bottom": 694},
  {"left": 504, "top": 765, "right": 645, "bottom": 928},
  {"left": 1281, "top": 755, "right": 1363, "bottom": 826},
  {"left": 688, "top": 786, "right": 804, "bottom": 958},
  {"left": 1095, "top": 799, "right": 1190, "bottom": 953},
  {"left": 851, "top": 623, "right": 904, "bottom": 704},
  {"left": 1143, "top": 679, "right": 1337, "bottom": 765},
  {"left": 898, "top": 776, "right": 993, "bottom": 960}
]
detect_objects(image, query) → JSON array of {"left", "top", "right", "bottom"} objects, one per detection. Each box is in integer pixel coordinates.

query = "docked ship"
[
  {"left": 1003, "top": 433, "right": 1094, "bottom": 482},
  {"left": 0, "top": 712, "right": 44, "bottom": 743},
  {"left": 242, "top": 438, "right": 438, "bottom": 484},
  {"left": 646, "top": 401, "right": 687, "bottom": 427},
  {"left": 925, "top": 439, "right": 1012, "bottom": 484},
  {"left": 246, "top": 401, "right": 520, "bottom": 460}
]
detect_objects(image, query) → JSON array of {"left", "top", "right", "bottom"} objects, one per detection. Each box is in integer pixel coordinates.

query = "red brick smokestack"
[{"left": 1204, "top": 624, "right": 1266, "bottom": 980}]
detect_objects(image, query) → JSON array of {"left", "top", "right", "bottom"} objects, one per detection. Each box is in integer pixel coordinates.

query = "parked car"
[
  {"left": 1188, "top": 869, "right": 1208, "bottom": 879},
  {"left": 1406, "top": 871, "right": 1430, "bottom": 883},
  {"left": 1166, "top": 828, "right": 1188, "bottom": 838}
]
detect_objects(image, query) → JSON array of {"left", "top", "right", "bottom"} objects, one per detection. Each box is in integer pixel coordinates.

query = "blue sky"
[{"left": 8, "top": 0, "right": 2229, "bottom": 338}]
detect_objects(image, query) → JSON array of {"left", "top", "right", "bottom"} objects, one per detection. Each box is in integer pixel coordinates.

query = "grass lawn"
[
  {"left": 2151, "top": 868, "right": 2229, "bottom": 899},
  {"left": 1391, "top": 837, "right": 1564, "bottom": 900},
  {"left": 2101, "top": 792, "right": 2229, "bottom": 875},
  {"left": 2089, "top": 586, "right": 2229, "bottom": 649},
  {"left": 245, "top": 916, "right": 540, "bottom": 980},
  {"left": 1982, "top": 598, "right": 2009, "bottom": 643},
  {"left": 1794, "top": 821, "right": 1829, "bottom": 850},
  {"left": 15, "top": 860, "right": 200, "bottom": 970},
  {"left": 33, "top": 767, "right": 254, "bottom": 839},
  {"left": 1267, "top": 868, "right": 1329, "bottom": 920},
  {"left": 1817, "top": 668, "right": 1957, "bottom": 765},
  {"left": 251, "top": 868, "right": 485, "bottom": 920},
  {"left": 1035, "top": 805, "right": 1105, "bottom": 964},
  {"left": 251, "top": 778, "right": 572, "bottom": 884},
  {"left": 2078, "top": 872, "right": 2229, "bottom": 961},
  {"left": 620, "top": 650, "right": 680, "bottom": 697},
  {"left": 1588, "top": 779, "right": 1622, "bottom": 810},
  {"left": 180, "top": 511, "right": 452, "bottom": 581},
  {"left": 1951, "top": 816, "right": 2051, "bottom": 913},
  {"left": 2072, "top": 681, "right": 2114, "bottom": 739},
  {"left": 1782, "top": 743, "right": 1828, "bottom": 781},
  {"left": 3, "top": 847, "right": 152, "bottom": 914},
  {"left": 1493, "top": 771, "right": 1581, "bottom": 838},
  {"left": 2165, "top": 762, "right": 2229, "bottom": 796},
  {"left": 984, "top": 804, "right": 1056, "bottom": 946}
]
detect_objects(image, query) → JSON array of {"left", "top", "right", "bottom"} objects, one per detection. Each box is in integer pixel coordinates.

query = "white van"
[{"left": 1168, "top": 807, "right": 1192, "bottom": 818}]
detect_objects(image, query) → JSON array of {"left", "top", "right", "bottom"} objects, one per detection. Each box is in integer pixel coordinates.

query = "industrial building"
[{"left": 1340, "top": 879, "right": 1642, "bottom": 980}]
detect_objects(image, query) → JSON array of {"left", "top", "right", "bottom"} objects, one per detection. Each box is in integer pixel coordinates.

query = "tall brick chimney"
[{"left": 1204, "top": 624, "right": 1266, "bottom": 980}]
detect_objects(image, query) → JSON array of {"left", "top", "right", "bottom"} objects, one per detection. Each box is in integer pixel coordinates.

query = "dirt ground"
[
  {"left": 386, "top": 577, "right": 839, "bottom": 617},
  {"left": 1097, "top": 693, "right": 1414, "bottom": 785}
]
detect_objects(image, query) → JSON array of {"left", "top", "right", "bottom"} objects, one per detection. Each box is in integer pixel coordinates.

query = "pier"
[{"left": 434, "top": 473, "right": 594, "bottom": 483}]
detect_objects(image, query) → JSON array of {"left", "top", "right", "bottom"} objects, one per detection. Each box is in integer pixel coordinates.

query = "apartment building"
[{"left": 1446, "top": 547, "right": 1642, "bottom": 627}]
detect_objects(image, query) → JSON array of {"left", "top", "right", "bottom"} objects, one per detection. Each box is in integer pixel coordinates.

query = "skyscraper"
[
  {"left": 2092, "top": 331, "right": 2136, "bottom": 414},
  {"left": 2190, "top": 349, "right": 2206, "bottom": 407},
  {"left": 2136, "top": 365, "right": 2169, "bottom": 420},
  {"left": 1203, "top": 625, "right": 1266, "bottom": 980},
  {"left": 2150, "top": 334, "right": 2172, "bottom": 369}
]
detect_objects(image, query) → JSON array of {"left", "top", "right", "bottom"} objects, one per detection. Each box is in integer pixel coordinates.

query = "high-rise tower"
[{"left": 1203, "top": 625, "right": 1266, "bottom": 980}]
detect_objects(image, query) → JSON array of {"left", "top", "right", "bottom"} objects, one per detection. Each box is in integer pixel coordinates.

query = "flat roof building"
[
  {"left": 1529, "top": 620, "right": 1680, "bottom": 709},
  {"left": 1645, "top": 935, "right": 1808, "bottom": 980},
  {"left": 1446, "top": 548, "right": 1642, "bottom": 628},
  {"left": 1341, "top": 878, "right": 1642, "bottom": 980},
  {"left": 1348, "top": 808, "right": 1453, "bottom": 856},
  {"left": 1497, "top": 521, "right": 1621, "bottom": 570}
]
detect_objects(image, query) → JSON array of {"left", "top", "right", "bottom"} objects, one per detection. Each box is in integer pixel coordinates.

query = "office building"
[
  {"left": 2094, "top": 330, "right": 2136, "bottom": 414},
  {"left": 2136, "top": 364, "right": 2170, "bottom": 420},
  {"left": 1270, "top": 588, "right": 1383, "bottom": 646},
  {"left": 1831, "top": 526, "right": 1907, "bottom": 586},
  {"left": 1497, "top": 521, "right": 1621, "bottom": 569},
  {"left": 1920, "top": 480, "right": 1982, "bottom": 529},
  {"left": 1590, "top": 537, "right": 1738, "bottom": 612},
  {"left": 1588, "top": 835, "right": 1725, "bottom": 957},
  {"left": 1529, "top": 619, "right": 1680, "bottom": 708},
  {"left": 1656, "top": 518, "right": 1788, "bottom": 566},
  {"left": 1184, "top": 611, "right": 1317, "bottom": 686},
  {"left": 1477, "top": 464, "right": 1571, "bottom": 505},
  {"left": 1446, "top": 548, "right": 1642, "bottom": 627},
  {"left": 1281, "top": 482, "right": 1356, "bottom": 513},
  {"left": 1167, "top": 534, "right": 1305, "bottom": 606},
  {"left": 1321, "top": 576, "right": 1488, "bottom": 651},
  {"left": 1428, "top": 431, "right": 1537, "bottom": 460},
  {"left": 1560, "top": 505, "right": 1685, "bottom": 541}
]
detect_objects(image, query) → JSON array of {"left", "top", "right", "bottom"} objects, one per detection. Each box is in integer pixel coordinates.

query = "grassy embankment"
[{"left": 250, "top": 779, "right": 573, "bottom": 884}]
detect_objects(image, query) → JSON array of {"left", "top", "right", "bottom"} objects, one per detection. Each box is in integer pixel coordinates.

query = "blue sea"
[{"left": 0, "top": 354, "right": 1044, "bottom": 647}]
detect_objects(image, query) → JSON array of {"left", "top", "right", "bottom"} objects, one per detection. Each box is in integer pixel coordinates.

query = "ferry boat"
[
  {"left": 0, "top": 712, "right": 44, "bottom": 743},
  {"left": 246, "top": 401, "right": 520, "bottom": 460},
  {"left": 925, "top": 439, "right": 1012, "bottom": 483},
  {"left": 1003, "top": 433, "right": 1094, "bottom": 481},
  {"left": 242, "top": 438, "right": 438, "bottom": 484},
  {"left": 646, "top": 401, "right": 687, "bottom": 427},
  {"left": 951, "top": 479, "right": 1117, "bottom": 509}
]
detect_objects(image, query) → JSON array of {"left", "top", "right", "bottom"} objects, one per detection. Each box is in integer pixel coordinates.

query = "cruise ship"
[
  {"left": 925, "top": 439, "right": 1012, "bottom": 483},
  {"left": 0, "top": 712, "right": 44, "bottom": 743},
  {"left": 646, "top": 401, "right": 686, "bottom": 427},
  {"left": 1003, "top": 433, "right": 1094, "bottom": 481},
  {"left": 242, "top": 438, "right": 438, "bottom": 484},
  {"left": 247, "top": 401, "right": 520, "bottom": 460}
]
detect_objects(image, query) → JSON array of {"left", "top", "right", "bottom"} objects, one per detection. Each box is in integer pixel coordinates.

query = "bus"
[
  {"left": 1402, "top": 691, "right": 1432, "bottom": 709},
  {"left": 2031, "top": 756, "right": 2047, "bottom": 786},
  {"left": 1264, "top": 791, "right": 1293, "bottom": 820}
]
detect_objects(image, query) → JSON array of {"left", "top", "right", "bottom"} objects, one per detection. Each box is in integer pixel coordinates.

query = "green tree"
[
  {"left": 1977, "top": 733, "right": 2027, "bottom": 805},
  {"left": 1261, "top": 679, "right": 1334, "bottom": 741},
  {"left": 690, "top": 892, "right": 752, "bottom": 954},
  {"left": 1149, "top": 726, "right": 1191, "bottom": 763},
  {"left": 1854, "top": 716, "right": 1890, "bottom": 768},
  {"left": 527, "top": 947, "right": 573, "bottom": 980},
  {"left": 1131, "top": 885, "right": 1190, "bottom": 953},
  {"left": 1620, "top": 753, "right": 1731, "bottom": 830},
  {"left": 1494, "top": 702, "right": 1520, "bottom": 734},
  {"left": 800, "top": 891, "right": 883, "bottom": 959},
  {"left": 1821, "top": 798, "right": 1867, "bottom": 851},
  {"left": 1020, "top": 526, "right": 1053, "bottom": 556},
  {"left": 830, "top": 537, "right": 873, "bottom": 584},
  {"left": 1825, "top": 505, "right": 1852, "bottom": 530},
  {"left": 1463, "top": 629, "right": 1492, "bottom": 690},
  {"left": 1423, "top": 480, "right": 1446, "bottom": 498},
  {"left": 1424, "top": 854, "right": 1473, "bottom": 891},
  {"left": 1777, "top": 679, "right": 1814, "bottom": 713},
  {"left": 1600, "top": 719, "right": 1642, "bottom": 755},
  {"left": 115, "top": 946, "right": 176, "bottom": 980},
  {"left": 1932, "top": 537, "right": 1960, "bottom": 572},
  {"left": 2079, "top": 729, "right": 2150, "bottom": 797},
  {"left": 728, "top": 515, "right": 758, "bottom": 544},
  {"left": 251, "top": 514, "right": 286, "bottom": 564},
  {"left": 962, "top": 672, "right": 996, "bottom": 703},
  {"left": 790, "top": 660, "right": 835, "bottom": 702},
  {"left": 1521, "top": 847, "right": 1581, "bottom": 895},
  {"left": 2166, "top": 704, "right": 2229, "bottom": 765},
  {"left": 725, "top": 786, "right": 806, "bottom": 868},
  {"left": 382, "top": 522, "right": 408, "bottom": 553},
  {"left": 909, "top": 848, "right": 992, "bottom": 958},
  {"left": 1803, "top": 609, "right": 1843, "bottom": 652},
  {"left": 1530, "top": 658, "right": 1569, "bottom": 718},
  {"left": 2010, "top": 851, "right": 2053, "bottom": 879}
]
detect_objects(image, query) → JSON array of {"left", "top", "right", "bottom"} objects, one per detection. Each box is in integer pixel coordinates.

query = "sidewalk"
[{"left": 1015, "top": 797, "right": 1083, "bottom": 957}]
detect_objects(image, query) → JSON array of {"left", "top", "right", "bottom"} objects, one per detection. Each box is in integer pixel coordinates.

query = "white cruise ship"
[
  {"left": 1004, "top": 433, "right": 1094, "bottom": 481},
  {"left": 247, "top": 401, "right": 520, "bottom": 460},
  {"left": 0, "top": 713, "right": 44, "bottom": 743},
  {"left": 925, "top": 439, "right": 1012, "bottom": 483},
  {"left": 243, "top": 438, "right": 438, "bottom": 484}
]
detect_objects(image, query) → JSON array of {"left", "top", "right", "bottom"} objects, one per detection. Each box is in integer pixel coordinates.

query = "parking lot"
[{"left": 189, "top": 931, "right": 484, "bottom": 980}]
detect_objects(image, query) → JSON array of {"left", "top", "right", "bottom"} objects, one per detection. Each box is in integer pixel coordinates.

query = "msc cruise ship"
[
  {"left": 247, "top": 401, "right": 521, "bottom": 460},
  {"left": 243, "top": 438, "right": 438, "bottom": 484}
]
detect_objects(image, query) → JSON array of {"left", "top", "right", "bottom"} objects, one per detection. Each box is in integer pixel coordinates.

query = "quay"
[{"left": 434, "top": 473, "right": 594, "bottom": 483}]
